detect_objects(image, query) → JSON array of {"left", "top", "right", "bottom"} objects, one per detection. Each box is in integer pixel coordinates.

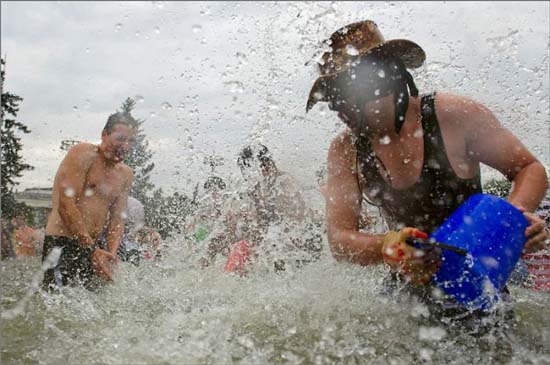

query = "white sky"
[{"left": 2, "top": 1, "right": 549, "bottom": 203}]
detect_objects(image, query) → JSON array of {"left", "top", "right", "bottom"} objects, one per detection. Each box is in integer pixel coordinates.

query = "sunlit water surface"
[{"left": 1, "top": 235, "right": 549, "bottom": 365}]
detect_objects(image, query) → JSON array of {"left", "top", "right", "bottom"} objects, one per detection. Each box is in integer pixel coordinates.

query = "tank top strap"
[
  {"left": 419, "top": 92, "right": 455, "bottom": 174},
  {"left": 420, "top": 93, "right": 437, "bottom": 135}
]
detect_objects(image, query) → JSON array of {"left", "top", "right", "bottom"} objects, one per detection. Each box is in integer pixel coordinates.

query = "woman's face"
[
  {"left": 331, "top": 93, "right": 394, "bottom": 135},
  {"left": 327, "top": 57, "right": 400, "bottom": 134}
]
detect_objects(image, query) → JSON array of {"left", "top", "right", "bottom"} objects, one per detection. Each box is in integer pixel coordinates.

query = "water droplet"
[
  {"left": 378, "top": 69, "right": 386, "bottom": 78},
  {"left": 313, "top": 91, "right": 324, "bottom": 101},
  {"left": 64, "top": 188, "right": 75, "bottom": 198},
  {"left": 403, "top": 158, "right": 410, "bottom": 164},
  {"left": 480, "top": 256, "right": 499, "bottom": 269},
  {"left": 200, "top": 38, "right": 207, "bottom": 45},
  {"left": 84, "top": 188, "right": 94, "bottom": 197},
  {"left": 154, "top": 26, "right": 160, "bottom": 34},
  {"left": 379, "top": 135, "right": 391, "bottom": 145},
  {"left": 413, "top": 249, "right": 425, "bottom": 258},
  {"left": 413, "top": 129, "right": 423, "bottom": 138},
  {"left": 177, "top": 102, "right": 185, "bottom": 110},
  {"left": 135, "top": 95, "right": 145, "bottom": 103},
  {"left": 345, "top": 44, "right": 359, "bottom": 56},
  {"left": 224, "top": 81, "right": 244, "bottom": 94},
  {"left": 418, "top": 326, "right": 447, "bottom": 341},
  {"left": 235, "top": 52, "right": 248, "bottom": 65},
  {"left": 115, "top": 23, "right": 123, "bottom": 32},
  {"left": 150, "top": 111, "right": 157, "bottom": 118},
  {"left": 374, "top": 89, "right": 380, "bottom": 96},
  {"left": 161, "top": 102, "right": 172, "bottom": 110},
  {"left": 72, "top": 106, "right": 78, "bottom": 112},
  {"left": 85, "top": 48, "right": 90, "bottom": 54},
  {"left": 192, "top": 24, "right": 202, "bottom": 34},
  {"left": 135, "top": 31, "right": 141, "bottom": 37}
]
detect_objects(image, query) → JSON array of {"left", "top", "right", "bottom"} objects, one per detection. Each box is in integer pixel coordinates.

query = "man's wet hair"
[
  {"left": 237, "top": 144, "right": 273, "bottom": 170},
  {"left": 103, "top": 112, "right": 138, "bottom": 134},
  {"left": 204, "top": 176, "right": 227, "bottom": 191}
]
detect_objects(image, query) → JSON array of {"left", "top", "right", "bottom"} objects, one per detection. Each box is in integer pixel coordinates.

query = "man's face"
[{"left": 101, "top": 124, "right": 137, "bottom": 163}]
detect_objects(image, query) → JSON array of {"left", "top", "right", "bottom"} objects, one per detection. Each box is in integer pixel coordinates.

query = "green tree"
[
  {"left": 1, "top": 58, "right": 33, "bottom": 219},
  {"left": 119, "top": 97, "right": 155, "bottom": 204},
  {"left": 116, "top": 97, "right": 200, "bottom": 238}
]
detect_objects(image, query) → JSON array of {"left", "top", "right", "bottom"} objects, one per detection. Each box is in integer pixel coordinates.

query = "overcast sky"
[{"left": 2, "top": 1, "right": 549, "bottom": 203}]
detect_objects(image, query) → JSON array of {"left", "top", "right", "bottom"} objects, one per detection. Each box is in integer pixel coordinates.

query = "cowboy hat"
[{"left": 306, "top": 20, "right": 425, "bottom": 112}]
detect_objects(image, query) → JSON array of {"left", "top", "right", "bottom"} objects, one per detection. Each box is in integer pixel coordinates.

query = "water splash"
[{"left": 1, "top": 248, "right": 61, "bottom": 320}]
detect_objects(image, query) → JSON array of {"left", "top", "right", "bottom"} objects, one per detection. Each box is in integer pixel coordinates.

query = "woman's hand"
[
  {"left": 517, "top": 207, "right": 550, "bottom": 253},
  {"left": 382, "top": 228, "right": 441, "bottom": 285}
]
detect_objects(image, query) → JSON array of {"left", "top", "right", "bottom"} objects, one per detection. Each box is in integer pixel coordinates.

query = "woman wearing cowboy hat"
[{"left": 307, "top": 21, "right": 548, "bottom": 303}]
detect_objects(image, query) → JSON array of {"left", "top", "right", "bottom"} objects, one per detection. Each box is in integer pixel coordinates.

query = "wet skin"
[
  {"left": 325, "top": 92, "right": 549, "bottom": 282},
  {"left": 46, "top": 124, "right": 135, "bottom": 281}
]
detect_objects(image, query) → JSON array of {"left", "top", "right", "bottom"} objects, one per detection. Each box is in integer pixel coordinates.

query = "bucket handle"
[{"left": 405, "top": 237, "right": 468, "bottom": 256}]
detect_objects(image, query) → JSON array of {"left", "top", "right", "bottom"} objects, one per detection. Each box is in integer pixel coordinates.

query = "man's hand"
[
  {"left": 382, "top": 228, "right": 441, "bottom": 285},
  {"left": 90, "top": 248, "right": 119, "bottom": 281},
  {"left": 517, "top": 207, "right": 550, "bottom": 253}
]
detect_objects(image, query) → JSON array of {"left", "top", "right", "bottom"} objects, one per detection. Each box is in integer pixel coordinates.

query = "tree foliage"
[
  {"left": 120, "top": 97, "right": 155, "bottom": 204},
  {"left": 1, "top": 58, "right": 33, "bottom": 219},
  {"left": 118, "top": 97, "right": 197, "bottom": 238}
]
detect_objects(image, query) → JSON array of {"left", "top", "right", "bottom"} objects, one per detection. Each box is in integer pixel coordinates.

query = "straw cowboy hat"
[{"left": 306, "top": 20, "right": 425, "bottom": 112}]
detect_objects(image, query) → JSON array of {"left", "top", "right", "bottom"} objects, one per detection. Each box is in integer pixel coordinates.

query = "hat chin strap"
[{"left": 393, "top": 60, "right": 419, "bottom": 135}]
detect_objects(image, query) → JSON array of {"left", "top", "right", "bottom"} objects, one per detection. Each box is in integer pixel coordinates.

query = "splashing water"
[{"left": 1, "top": 228, "right": 549, "bottom": 363}]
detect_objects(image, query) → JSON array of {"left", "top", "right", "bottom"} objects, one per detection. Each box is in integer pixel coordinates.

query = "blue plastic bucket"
[{"left": 431, "top": 193, "right": 528, "bottom": 310}]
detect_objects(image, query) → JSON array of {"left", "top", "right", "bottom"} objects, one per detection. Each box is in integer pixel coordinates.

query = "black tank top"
[{"left": 356, "top": 93, "right": 482, "bottom": 233}]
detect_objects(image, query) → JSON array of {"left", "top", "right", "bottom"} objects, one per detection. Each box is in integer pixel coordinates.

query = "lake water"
[{"left": 2, "top": 236, "right": 549, "bottom": 365}]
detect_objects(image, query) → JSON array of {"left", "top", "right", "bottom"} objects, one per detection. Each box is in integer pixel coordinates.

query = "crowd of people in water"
[{"left": 1, "top": 20, "right": 549, "bottom": 332}]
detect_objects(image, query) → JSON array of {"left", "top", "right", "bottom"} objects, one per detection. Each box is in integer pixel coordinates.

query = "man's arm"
[
  {"left": 325, "top": 131, "right": 385, "bottom": 265},
  {"left": 104, "top": 168, "right": 133, "bottom": 255},
  {"left": 56, "top": 144, "right": 96, "bottom": 247}
]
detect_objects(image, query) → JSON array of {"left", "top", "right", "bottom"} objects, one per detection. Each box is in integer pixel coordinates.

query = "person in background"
[
  {"left": 203, "top": 144, "right": 322, "bottom": 272},
  {"left": 1, "top": 218, "right": 17, "bottom": 260},
  {"left": 11, "top": 211, "right": 42, "bottom": 258},
  {"left": 185, "top": 176, "right": 228, "bottom": 245},
  {"left": 111, "top": 196, "right": 162, "bottom": 263}
]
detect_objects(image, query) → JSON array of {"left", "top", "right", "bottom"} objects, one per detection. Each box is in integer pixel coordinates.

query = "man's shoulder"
[
  {"left": 113, "top": 163, "right": 133, "bottom": 185},
  {"left": 66, "top": 142, "right": 98, "bottom": 162},
  {"left": 118, "top": 163, "right": 133, "bottom": 176},
  {"left": 69, "top": 142, "right": 97, "bottom": 154},
  {"left": 60, "top": 142, "right": 98, "bottom": 171}
]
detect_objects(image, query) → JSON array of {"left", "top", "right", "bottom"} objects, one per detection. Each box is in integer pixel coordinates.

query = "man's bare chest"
[{"left": 83, "top": 162, "right": 126, "bottom": 202}]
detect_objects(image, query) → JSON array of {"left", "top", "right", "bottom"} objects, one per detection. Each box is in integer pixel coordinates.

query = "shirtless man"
[{"left": 42, "top": 112, "right": 137, "bottom": 290}]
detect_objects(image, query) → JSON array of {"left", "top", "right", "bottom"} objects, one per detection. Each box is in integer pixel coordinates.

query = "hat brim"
[{"left": 306, "top": 39, "right": 425, "bottom": 112}]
